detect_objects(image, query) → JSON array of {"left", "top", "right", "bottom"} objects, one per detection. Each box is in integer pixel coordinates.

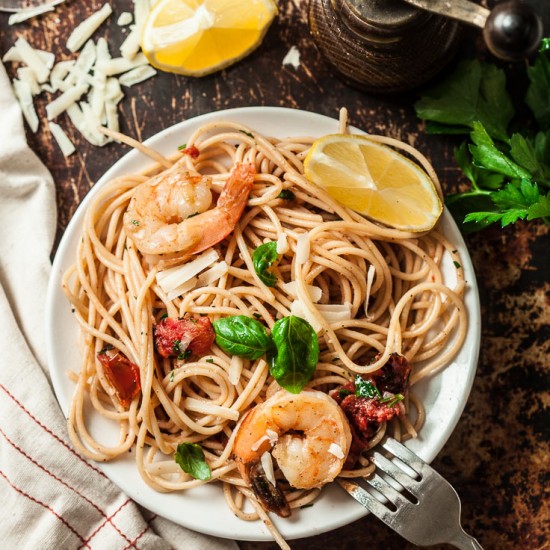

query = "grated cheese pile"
[{"left": 3, "top": 1, "right": 157, "bottom": 157}]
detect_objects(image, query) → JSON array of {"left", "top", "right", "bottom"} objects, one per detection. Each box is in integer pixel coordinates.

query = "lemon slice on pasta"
[
  {"left": 141, "top": 0, "right": 278, "bottom": 77},
  {"left": 304, "top": 134, "right": 443, "bottom": 232}
]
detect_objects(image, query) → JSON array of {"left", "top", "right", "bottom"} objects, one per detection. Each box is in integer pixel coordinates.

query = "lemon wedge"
[
  {"left": 303, "top": 134, "right": 443, "bottom": 232},
  {"left": 141, "top": 0, "right": 278, "bottom": 76}
]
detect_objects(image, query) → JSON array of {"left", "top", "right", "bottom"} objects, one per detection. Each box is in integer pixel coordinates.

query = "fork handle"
[{"left": 450, "top": 529, "right": 484, "bottom": 550}]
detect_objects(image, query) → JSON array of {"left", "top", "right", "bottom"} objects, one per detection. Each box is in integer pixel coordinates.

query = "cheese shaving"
[
  {"left": 46, "top": 84, "right": 89, "bottom": 120},
  {"left": 295, "top": 232, "right": 310, "bottom": 265},
  {"left": 276, "top": 231, "right": 289, "bottom": 254},
  {"left": 197, "top": 261, "right": 229, "bottom": 286},
  {"left": 120, "top": 0, "right": 151, "bottom": 60},
  {"left": 228, "top": 355, "right": 243, "bottom": 386},
  {"left": 14, "top": 37, "right": 50, "bottom": 83},
  {"left": 117, "top": 12, "right": 133, "bottom": 26},
  {"left": 119, "top": 65, "right": 157, "bottom": 87},
  {"left": 3, "top": 44, "right": 55, "bottom": 69},
  {"left": 260, "top": 452, "right": 276, "bottom": 486},
  {"left": 12, "top": 79, "right": 39, "bottom": 133},
  {"left": 49, "top": 121, "right": 76, "bottom": 157},
  {"left": 156, "top": 249, "right": 219, "bottom": 295},
  {"left": 8, "top": 4, "right": 54, "bottom": 25},
  {"left": 97, "top": 53, "right": 148, "bottom": 76},
  {"left": 364, "top": 264, "right": 376, "bottom": 317},
  {"left": 17, "top": 67, "right": 41, "bottom": 95},
  {"left": 67, "top": 4, "right": 113, "bottom": 53},
  {"left": 282, "top": 281, "right": 322, "bottom": 303}
]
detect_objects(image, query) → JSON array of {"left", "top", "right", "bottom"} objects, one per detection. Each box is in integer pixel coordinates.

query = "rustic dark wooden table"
[{"left": 1, "top": 0, "right": 548, "bottom": 548}]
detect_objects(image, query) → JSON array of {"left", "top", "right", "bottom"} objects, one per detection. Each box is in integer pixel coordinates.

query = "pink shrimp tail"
[
  {"left": 189, "top": 162, "right": 255, "bottom": 256},
  {"left": 218, "top": 162, "right": 256, "bottom": 223}
]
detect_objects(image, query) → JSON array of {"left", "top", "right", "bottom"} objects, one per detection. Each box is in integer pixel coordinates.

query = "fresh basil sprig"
[
  {"left": 213, "top": 314, "right": 318, "bottom": 394},
  {"left": 267, "top": 316, "right": 319, "bottom": 394},
  {"left": 174, "top": 443, "right": 211, "bottom": 481},
  {"left": 252, "top": 241, "right": 279, "bottom": 287},
  {"left": 212, "top": 315, "right": 271, "bottom": 360}
]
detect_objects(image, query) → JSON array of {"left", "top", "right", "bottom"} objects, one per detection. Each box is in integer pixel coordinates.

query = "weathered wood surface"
[{"left": 1, "top": 1, "right": 548, "bottom": 548}]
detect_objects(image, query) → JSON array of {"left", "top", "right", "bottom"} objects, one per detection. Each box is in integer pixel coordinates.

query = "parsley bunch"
[{"left": 414, "top": 39, "right": 550, "bottom": 233}]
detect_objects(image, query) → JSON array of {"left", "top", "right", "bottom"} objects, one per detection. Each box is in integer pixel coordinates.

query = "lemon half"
[
  {"left": 304, "top": 134, "right": 443, "bottom": 232},
  {"left": 141, "top": 0, "right": 278, "bottom": 76}
]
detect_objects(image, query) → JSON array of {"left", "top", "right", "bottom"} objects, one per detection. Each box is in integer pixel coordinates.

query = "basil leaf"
[
  {"left": 174, "top": 443, "right": 211, "bottom": 480},
  {"left": 213, "top": 315, "right": 271, "bottom": 360},
  {"left": 268, "top": 316, "right": 318, "bottom": 394},
  {"left": 252, "top": 242, "right": 278, "bottom": 287}
]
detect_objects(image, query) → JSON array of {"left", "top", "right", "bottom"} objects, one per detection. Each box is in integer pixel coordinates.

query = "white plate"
[{"left": 46, "top": 107, "right": 481, "bottom": 542}]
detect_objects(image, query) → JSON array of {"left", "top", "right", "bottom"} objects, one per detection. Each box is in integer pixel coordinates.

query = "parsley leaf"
[
  {"left": 416, "top": 44, "right": 550, "bottom": 233},
  {"left": 464, "top": 181, "right": 550, "bottom": 228},
  {"left": 469, "top": 122, "right": 531, "bottom": 181},
  {"left": 414, "top": 59, "right": 514, "bottom": 141}
]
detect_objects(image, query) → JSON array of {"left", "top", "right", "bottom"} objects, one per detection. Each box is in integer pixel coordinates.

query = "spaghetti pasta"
[{"left": 62, "top": 109, "right": 467, "bottom": 542}]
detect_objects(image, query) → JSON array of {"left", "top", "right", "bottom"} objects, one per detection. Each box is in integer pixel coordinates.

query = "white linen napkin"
[{"left": 0, "top": 60, "right": 237, "bottom": 550}]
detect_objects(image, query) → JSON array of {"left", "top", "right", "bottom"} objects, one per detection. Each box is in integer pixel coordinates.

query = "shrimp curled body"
[
  {"left": 233, "top": 389, "right": 352, "bottom": 517},
  {"left": 124, "top": 160, "right": 255, "bottom": 257}
]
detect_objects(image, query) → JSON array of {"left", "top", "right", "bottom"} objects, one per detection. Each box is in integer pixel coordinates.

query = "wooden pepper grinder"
[{"left": 308, "top": 0, "right": 544, "bottom": 93}]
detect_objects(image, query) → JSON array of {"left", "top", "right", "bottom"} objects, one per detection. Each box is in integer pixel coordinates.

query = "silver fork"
[{"left": 337, "top": 437, "right": 483, "bottom": 549}]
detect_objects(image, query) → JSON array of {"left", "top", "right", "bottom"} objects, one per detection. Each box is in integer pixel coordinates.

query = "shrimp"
[
  {"left": 233, "top": 389, "right": 352, "bottom": 517},
  {"left": 124, "top": 160, "right": 255, "bottom": 257}
]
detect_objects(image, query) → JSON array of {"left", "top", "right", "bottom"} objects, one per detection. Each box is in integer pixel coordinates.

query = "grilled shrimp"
[
  {"left": 233, "top": 389, "right": 352, "bottom": 517},
  {"left": 124, "top": 160, "right": 255, "bottom": 256}
]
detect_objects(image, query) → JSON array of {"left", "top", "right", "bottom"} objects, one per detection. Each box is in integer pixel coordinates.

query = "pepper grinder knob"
[{"left": 483, "top": 0, "right": 544, "bottom": 61}]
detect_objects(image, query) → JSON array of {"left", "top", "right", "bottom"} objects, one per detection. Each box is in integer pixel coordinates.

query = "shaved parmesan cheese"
[
  {"left": 105, "top": 77, "right": 124, "bottom": 102},
  {"left": 49, "top": 121, "right": 75, "bottom": 157},
  {"left": 8, "top": 4, "right": 53, "bottom": 25},
  {"left": 165, "top": 277, "right": 197, "bottom": 302},
  {"left": 120, "top": 0, "right": 150, "bottom": 60},
  {"left": 364, "top": 264, "right": 376, "bottom": 317},
  {"left": 14, "top": 37, "right": 50, "bottom": 83},
  {"left": 289, "top": 300, "right": 321, "bottom": 332},
  {"left": 251, "top": 429, "right": 279, "bottom": 452},
  {"left": 66, "top": 103, "right": 108, "bottom": 146},
  {"left": 295, "top": 232, "right": 310, "bottom": 265},
  {"left": 197, "top": 261, "right": 229, "bottom": 286},
  {"left": 290, "top": 300, "right": 352, "bottom": 331},
  {"left": 282, "top": 45, "right": 301, "bottom": 69},
  {"left": 328, "top": 443, "right": 344, "bottom": 459},
  {"left": 228, "top": 355, "right": 243, "bottom": 386},
  {"left": 17, "top": 67, "right": 41, "bottom": 95},
  {"left": 97, "top": 53, "right": 148, "bottom": 76},
  {"left": 156, "top": 249, "right": 219, "bottom": 295},
  {"left": 3, "top": 44, "right": 55, "bottom": 69},
  {"left": 317, "top": 303, "right": 352, "bottom": 324},
  {"left": 46, "top": 84, "right": 89, "bottom": 120},
  {"left": 260, "top": 452, "right": 276, "bottom": 486},
  {"left": 12, "top": 79, "right": 39, "bottom": 133},
  {"left": 49, "top": 60, "right": 75, "bottom": 92},
  {"left": 118, "top": 65, "right": 157, "bottom": 87},
  {"left": 66, "top": 3, "right": 113, "bottom": 53},
  {"left": 276, "top": 232, "right": 289, "bottom": 254},
  {"left": 117, "top": 11, "right": 133, "bottom": 26},
  {"left": 282, "top": 281, "right": 322, "bottom": 303}
]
